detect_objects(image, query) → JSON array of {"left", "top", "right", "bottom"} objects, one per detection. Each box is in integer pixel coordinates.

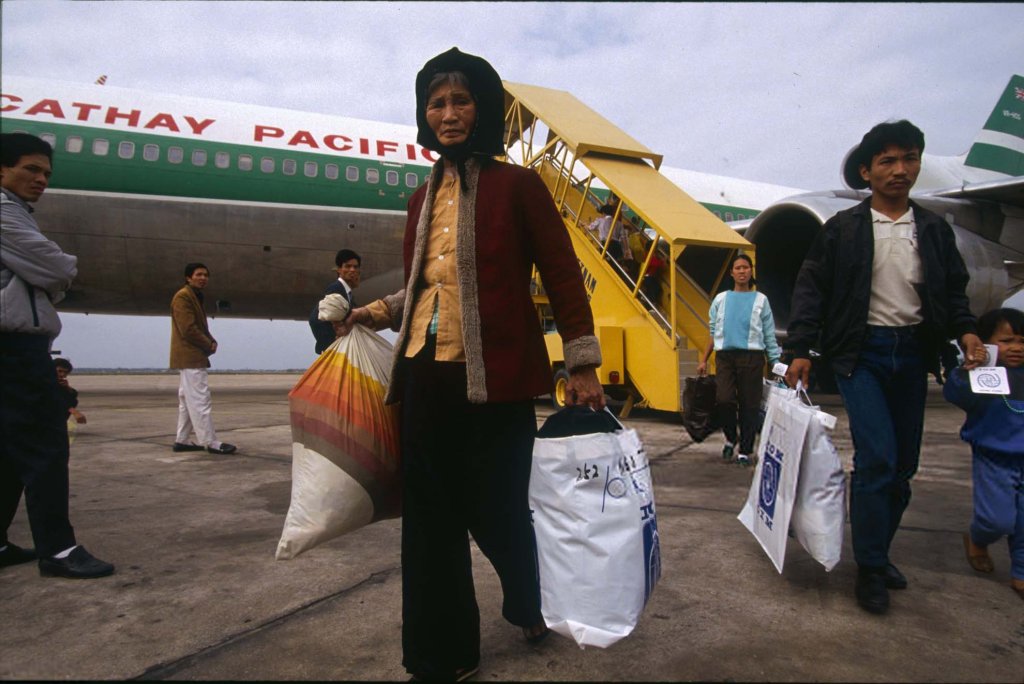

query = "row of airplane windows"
[{"left": 28, "top": 130, "right": 429, "bottom": 189}]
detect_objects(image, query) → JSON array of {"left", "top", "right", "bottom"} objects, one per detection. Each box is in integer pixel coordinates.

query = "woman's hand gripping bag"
[
  {"left": 529, "top": 407, "right": 661, "bottom": 648},
  {"left": 275, "top": 324, "right": 401, "bottom": 559}
]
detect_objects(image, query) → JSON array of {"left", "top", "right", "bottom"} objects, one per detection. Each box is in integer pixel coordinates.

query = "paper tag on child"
[
  {"left": 772, "top": 362, "right": 788, "bottom": 378},
  {"left": 968, "top": 365, "right": 1009, "bottom": 395}
]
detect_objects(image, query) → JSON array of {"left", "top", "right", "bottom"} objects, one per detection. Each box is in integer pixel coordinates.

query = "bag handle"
[{"left": 602, "top": 406, "right": 626, "bottom": 431}]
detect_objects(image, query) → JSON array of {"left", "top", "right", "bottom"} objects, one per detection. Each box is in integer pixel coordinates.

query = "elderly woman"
[{"left": 338, "top": 48, "right": 604, "bottom": 681}]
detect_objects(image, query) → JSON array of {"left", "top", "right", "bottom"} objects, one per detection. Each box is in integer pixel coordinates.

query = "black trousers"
[
  {"left": 715, "top": 349, "right": 765, "bottom": 455},
  {"left": 0, "top": 333, "right": 76, "bottom": 556},
  {"left": 400, "top": 350, "right": 541, "bottom": 679}
]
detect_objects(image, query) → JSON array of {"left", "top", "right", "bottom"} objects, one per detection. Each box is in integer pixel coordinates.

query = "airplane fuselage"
[{"left": 0, "top": 76, "right": 783, "bottom": 320}]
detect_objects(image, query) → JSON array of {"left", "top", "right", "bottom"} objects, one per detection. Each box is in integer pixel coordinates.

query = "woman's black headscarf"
[{"left": 415, "top": 47, "right": 505, "bottom": 187}]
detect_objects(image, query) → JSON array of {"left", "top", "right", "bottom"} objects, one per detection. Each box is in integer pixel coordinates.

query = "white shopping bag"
[
  {"left": 530, "top": 408, "right": 661, "bottom": 649},
  {"left": 759, "top": 377, "right": 797, "bottom": 428},
  {"left": 790, "top": 408, "right": 845, "bottom": 571},
  {"left": 738, "top": 391, "right": 812, "bottom": 573}
]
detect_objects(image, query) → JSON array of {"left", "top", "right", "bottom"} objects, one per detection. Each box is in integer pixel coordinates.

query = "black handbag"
[{"left": 683, "top": 375, "right": 718, "bottom": 442}]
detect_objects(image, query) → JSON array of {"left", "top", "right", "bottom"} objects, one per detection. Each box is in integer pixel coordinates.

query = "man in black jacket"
[
  {"left": 308, "top": 249, "right": 361, "bottom": 354},
  {"left": 785, "top": 120, "right": 985, "bottom": 615}
]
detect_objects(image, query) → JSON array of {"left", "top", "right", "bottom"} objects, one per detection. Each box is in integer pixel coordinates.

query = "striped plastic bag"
[{"left": 275, "top": 325, "right": 401, "bottom": 559}]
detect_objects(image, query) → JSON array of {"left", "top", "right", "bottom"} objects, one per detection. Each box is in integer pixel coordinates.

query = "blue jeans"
[
  {"left": 836, "top": 326, "right": 927, "bottom": 569},
  {"left": 970, "top": 445, "right": 1024, "bottom": 580}
]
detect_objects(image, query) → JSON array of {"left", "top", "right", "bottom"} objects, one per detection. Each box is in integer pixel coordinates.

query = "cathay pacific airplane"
[
  {"left": 1, "top": 75, "right": 1021, "bottom": 328},
  {"left": 0, "top": 75, "right": 805, "bottom": 319}
]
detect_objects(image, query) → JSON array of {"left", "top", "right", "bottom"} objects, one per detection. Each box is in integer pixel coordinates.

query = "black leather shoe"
[
  {"left": 855, "top": 569, "right": 889, "bottom": 614},
  {"left": 884, "top": 563, "right": 907, "bottom": 590},
  {"left": 38, "top": 546, "right": 114, "bottom": 579},
  {"left": 172, "top": 442, "right": 205, "bottom": 452},
  {"left": 0, "top": 542, "right": 37, "bottom": 567},
  {"left": 207, "top": 443, "right": 237, "bottom": 455}
]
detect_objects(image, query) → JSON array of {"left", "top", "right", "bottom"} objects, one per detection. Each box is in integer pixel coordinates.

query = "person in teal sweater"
[
  {"left": 697, "top": 253, "right": 781, "bottom": 465},
  {"left": 943, "top": 307, "right": 1024, "bottom": 602}
]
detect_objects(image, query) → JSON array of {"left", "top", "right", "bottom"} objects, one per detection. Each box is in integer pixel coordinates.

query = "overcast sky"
[{"left": 3, "top": 1, "right": 1023, "bottom": 369}]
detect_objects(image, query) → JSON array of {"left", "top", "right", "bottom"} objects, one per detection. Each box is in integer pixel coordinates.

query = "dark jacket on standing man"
[
  {"left": 309, "top": 280, "right": 353, "bottom": 354},
  {"left": 787, "top": 197, "right": 976, "bottom": 377}
]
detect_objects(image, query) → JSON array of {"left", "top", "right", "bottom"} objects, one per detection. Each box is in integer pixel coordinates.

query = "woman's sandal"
[
  {"left": 523, "top": 621, "right": 551, "bottom": 645},
  {"left": 962, "top": 532, "right": 994, "bottom": 573}
]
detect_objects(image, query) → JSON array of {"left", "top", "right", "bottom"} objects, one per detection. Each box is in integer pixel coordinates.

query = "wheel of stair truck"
[{"left": 551, "top": 368, "right": 571, "bottom": 409}]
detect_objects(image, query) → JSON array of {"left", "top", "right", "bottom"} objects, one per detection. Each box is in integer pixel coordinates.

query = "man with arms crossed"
[
  {"left": 1, "top": 133, "right": 114, "bottom": 578},
  {"left": 170, "top": 263, "right": 237, "bottom": 455},
  {"left": 785, "top": 120, "right": 984, "bottom": 614}
]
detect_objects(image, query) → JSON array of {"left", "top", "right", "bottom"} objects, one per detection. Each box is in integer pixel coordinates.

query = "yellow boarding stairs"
[{"left": 502, "top": 82, "right": 754, "bottom": 417}]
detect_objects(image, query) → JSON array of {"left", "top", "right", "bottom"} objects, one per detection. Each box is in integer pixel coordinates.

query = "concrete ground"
[{"left": 1, "top": 373, "right": 1021, "bottom": 682}]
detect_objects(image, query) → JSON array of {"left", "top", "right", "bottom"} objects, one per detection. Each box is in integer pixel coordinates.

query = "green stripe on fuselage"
[
  {"left": 0, "top": 119, "right": 431, "bottom": 212},
  {"left": 2, "top": 118, "right": 762, "bottom": 219}
]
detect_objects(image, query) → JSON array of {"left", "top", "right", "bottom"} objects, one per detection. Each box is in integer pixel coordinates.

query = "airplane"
[
  {"left": 1, "top": 75, "right": 1021, "bottom": 336},
  {"left": 0, "top": 75, "right": 802, "bottom": 320}
]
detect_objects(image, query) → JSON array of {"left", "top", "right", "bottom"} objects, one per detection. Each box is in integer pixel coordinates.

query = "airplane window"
[
  {"left": 215, "top": 151, "right": 230, "bottom": 169},
  {"left": 405, "top": 172, "right": 419, "bottom": 188},
  {"left": 192, "top": 149, "right": 208, "bottom": 166},
  {"left": 260, "top": 157, "right": 275, "bottom": 173},
  {"left": 385, "top": 170, "right": 399, "bottom": 186},
  {"left": 325, "top": 163, "right": 339, "bottom": 180},
  {"left": 93, "top": 139, "right": 110, "bottom": 156},
  {"left": 66, "top": 136, "right": 84, "bottom": 153},
  {"left": 366, "top": 168, "right": 380, "bottom": 184},
  {"left": 118, "top": 141, "right": 135, "bottom": 159},
  {"left": 41, "top": 133, "right": 56, "bottom": 147},
  {"left": 168, "top": 146, "right": 183, "bottom": 163},
  {"left": 304, "top": 161, "right": 318, "bottom": 178},
  {"left": 724, "top": 212, "right": 734, "bottom": 221},
  {"left": 283, "top": 159, "right": 297, "bottom": 176},
  {"left": 142, "top": 144, "right": 159, "bottom": 161},
  {"left": 713, "top": 210, "right": 722, "bottom": 218},
  {"left": 346, "top": 165, "right": 359, "bottom": 182},
  {"left": 238, "top": 154, "right": 253, "bottom": 171}
]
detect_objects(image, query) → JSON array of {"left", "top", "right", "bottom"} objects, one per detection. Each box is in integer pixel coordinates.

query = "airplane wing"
[{"left": 926, "top": 176, "right": 1024, "bottom": 208}]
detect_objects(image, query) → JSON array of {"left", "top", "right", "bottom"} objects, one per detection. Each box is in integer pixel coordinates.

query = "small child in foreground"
[{"left": 942, "top": 307, "right": 1024, "bottom": 601}]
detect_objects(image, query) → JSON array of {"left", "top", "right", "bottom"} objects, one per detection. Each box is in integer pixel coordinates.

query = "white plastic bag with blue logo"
[
  {"left": 529, "top": 408, "right": 661, "bottom": 649},
  {"left": 790, "top": 406, "right": 845, "bottom": 571},
  {"left": 737, "top": 391, "right": 812, "bottom": 573}
]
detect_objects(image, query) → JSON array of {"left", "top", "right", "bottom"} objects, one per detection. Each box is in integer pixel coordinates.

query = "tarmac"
[{"left": 1, "top": 372, "right": 1022, "bottom": 682}]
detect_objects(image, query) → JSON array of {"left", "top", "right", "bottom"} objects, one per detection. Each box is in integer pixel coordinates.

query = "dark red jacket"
[{"left": 385, "top": 158, "right": 600, "bottom": 404}]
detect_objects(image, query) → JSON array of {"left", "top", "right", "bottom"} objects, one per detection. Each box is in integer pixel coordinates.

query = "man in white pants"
[{"left": 169, "top": 263, "right": 236, "bottom": 455}]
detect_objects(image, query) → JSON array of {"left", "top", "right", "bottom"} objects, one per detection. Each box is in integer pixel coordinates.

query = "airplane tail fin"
[{"left": 963, "top": 74, "right": 1024, "bottom": 177}]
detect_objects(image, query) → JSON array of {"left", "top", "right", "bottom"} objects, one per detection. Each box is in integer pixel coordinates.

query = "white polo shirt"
[{"left": 867, "top": 207, "right": 924, "bottom": 327}]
